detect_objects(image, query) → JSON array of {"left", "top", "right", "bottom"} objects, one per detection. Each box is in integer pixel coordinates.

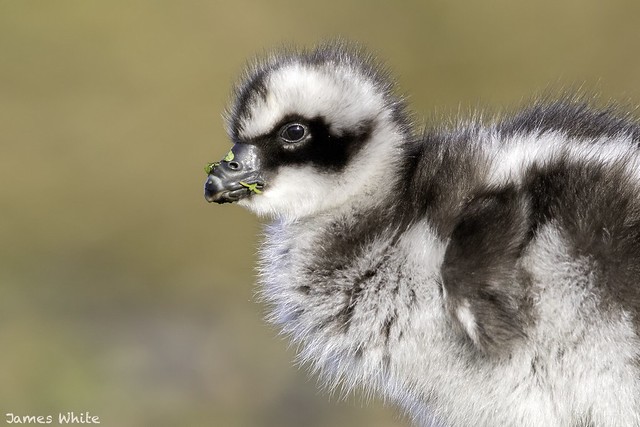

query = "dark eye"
[{"left": 280, "top": 123, "right": 307, "bottom": 143}]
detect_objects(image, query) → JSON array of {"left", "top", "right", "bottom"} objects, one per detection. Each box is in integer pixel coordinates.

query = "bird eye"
[{"left": 280, "top": 123, "right": 307, "bottom": 143}]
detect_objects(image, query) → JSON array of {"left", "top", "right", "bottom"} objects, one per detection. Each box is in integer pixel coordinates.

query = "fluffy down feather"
[{"left": 207, "top": 42, "right": 640, "bottom": 427}]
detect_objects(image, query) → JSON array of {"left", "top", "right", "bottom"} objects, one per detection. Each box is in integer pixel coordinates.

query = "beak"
[{"left": 204, "top": 144, "right": 265, "bottom": 204}]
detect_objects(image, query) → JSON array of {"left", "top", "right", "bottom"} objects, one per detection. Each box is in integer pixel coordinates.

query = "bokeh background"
[{"left": 1, "top": 1, "right": 639, "bottom": 426}]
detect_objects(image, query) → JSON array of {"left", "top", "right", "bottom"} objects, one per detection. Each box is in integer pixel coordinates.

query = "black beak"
[{"left": 204, "top": 144, "right": 265, "bottom": 204}]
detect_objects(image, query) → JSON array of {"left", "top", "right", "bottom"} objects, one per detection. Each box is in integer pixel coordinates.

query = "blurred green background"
[{"left": 1, "top": 1, "right": 639, "bottom": 426}]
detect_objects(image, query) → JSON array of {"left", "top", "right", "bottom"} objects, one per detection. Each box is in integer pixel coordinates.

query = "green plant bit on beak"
[
  {"left": 223, "top": 150, "right": 234, "bottom": 162},
  {"left": 239, "top": 181, "right": 263, "bottom": 194},
  {"left": 204, "top": 162, "right": 220, "bottom": 175}
]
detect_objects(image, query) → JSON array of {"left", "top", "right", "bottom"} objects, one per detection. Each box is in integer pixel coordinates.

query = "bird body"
[{"left": 204, "top": 43, "right": 640, "bottom": 426}]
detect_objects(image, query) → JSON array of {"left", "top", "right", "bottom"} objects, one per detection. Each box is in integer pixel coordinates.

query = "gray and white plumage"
[{"left": 204, "top": 42, "right": 640, "bottom": 426}]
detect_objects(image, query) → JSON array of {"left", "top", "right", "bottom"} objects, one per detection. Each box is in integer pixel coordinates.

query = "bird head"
[{"left": 204, "top": 43, "right": 411, "bottom": 220}]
